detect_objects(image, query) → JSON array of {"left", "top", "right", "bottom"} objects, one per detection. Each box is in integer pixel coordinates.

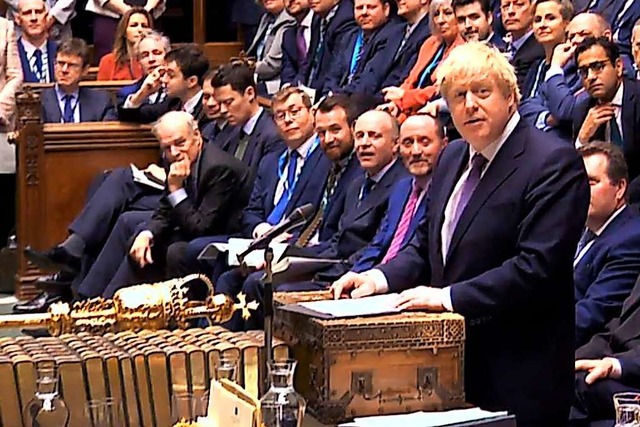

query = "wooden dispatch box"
[{"left": 274, "top": 291, "right": 466, "bottom": 425}]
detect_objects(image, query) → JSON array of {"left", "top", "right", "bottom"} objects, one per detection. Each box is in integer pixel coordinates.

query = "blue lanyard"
[
  {"left": 277, "top": 136, "right": 320, "bottom": 194},
  {"left": 417, "top": 43, "right": 445, "bottom": 88},
  {"left": 349, "top": 31, "right": 365, "bottom": 77}
]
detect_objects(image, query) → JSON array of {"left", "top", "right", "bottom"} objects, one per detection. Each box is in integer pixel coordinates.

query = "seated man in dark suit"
[
  {"left": 369, "top": 0, "right": 431, "bottom": 99},
  {"left": 500, "top": 0, "right": 545, "bottom": 92},
  {"left": 574, "top": 36, "right": 640, "bottom": 180},
  {"left": 210, "top": 63, "right": 284, "bottom": 177},
  {"left": 574, "top": 141, "right": 640, "bottom": 349},
  {"left": 104, "top": 30, "right": 171, "bottom": 120},
  {"left": 75, "top": 111, "right": 252, "bottom": 299},
  {"left": 519, "top": 12, "right": 610, "bottom": 142},
  {"left": 239, "top": 109, "right": 407, "bottom": 331},
  {"left": 296, "top": 0, "right": 358, "bottom": 94},
  {"left": 41, "top": 38, "right": 111, "bottom": 123},
  {"left": 201, "top": 71, "right": 229, "bottom": 143},
  {"left": 455, "top": 0, "right": 506, "bottom": 48},
  {"left": 280, "top": 0, "right": 313, "bottom": 87},
  {"left": 118, "top": 44, "right": 211, "bottom": 130},
  {"left": 322, "top": 0, "right": 403, "bottom": 96},
  {"left": 350, "top": 113, "right": 445, "bottom": 273},
  {"left": 14, "top": 0, "right": 56, "bottom": 83}
]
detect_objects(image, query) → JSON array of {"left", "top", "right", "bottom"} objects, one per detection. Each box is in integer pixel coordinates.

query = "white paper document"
[
  {"left": 298, "top": 294, "right": 401, "bottom": 318},
  {"left": 130, "top": 163, "right": 165, "bottom": 190},
  {"left": 227, "top": 238, "right": 288, "bottom": 268},
  {"left": 339, "top": 408, "right": 510, "bottom": 427}
]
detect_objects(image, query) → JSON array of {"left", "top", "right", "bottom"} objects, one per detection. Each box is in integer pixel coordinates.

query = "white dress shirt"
[
  {"left": 20, "top": 38, "right": 51, "bottom": 83},
  {"left": 182, "top": 90, "right": 203, "bottom": 115},
  {"left": 55, "top": 84, "right": 80, "bottom": 123},
  {"left": 243, "top": 107, "right": 264, "bottom": 136},
  {"left": 273, "top": 133, "right": 318, "bottom": 204},
  {"left": 576, "top": 82, "right": 624, "bottom": 148}
]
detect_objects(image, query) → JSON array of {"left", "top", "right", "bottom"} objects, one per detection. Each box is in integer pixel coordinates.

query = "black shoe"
[
  {"left": 21, "top": 328, "right": 51, "bottom": 338},
  {"left": 24, "top": 246, "right": 81, "bottom": 274},
  {"left": 34, "top": 271, "right": 75, "bottom": 293},
  {"left": 12, "top": 292, "right": 65, "bottom": 314}
]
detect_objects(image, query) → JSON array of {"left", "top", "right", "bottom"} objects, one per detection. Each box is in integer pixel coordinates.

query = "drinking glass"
[
  {"left": 171, "top": 391, "right": 207, "bottom": 424},
  {"left": 84, "top": 398, "right": 125, "bottom": 427},
  {"left": 215, "top": 357, "right": 238, "bottom": 382}
]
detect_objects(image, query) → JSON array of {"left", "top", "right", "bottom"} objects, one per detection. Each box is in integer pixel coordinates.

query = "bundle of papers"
[{"left": 338, "top": 408, "right": 510, "bottom": 427}]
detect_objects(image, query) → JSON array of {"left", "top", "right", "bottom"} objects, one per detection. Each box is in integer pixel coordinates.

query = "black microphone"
[{"left": 237, "top": 203, "right": 315, "bottom": 261}]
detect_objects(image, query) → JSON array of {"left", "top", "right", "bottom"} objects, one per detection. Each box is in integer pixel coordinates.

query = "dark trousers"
[
  {"left": 76, "top": 210, "right": 153, "bottom": 297},
  {"left": 173, "top": 235, "right": 236, "bottom": 281},
  {"left": 70, "top": 167, "right": 161, "bottom": 254},
  {"left": 0, "top": 173, "right": 16, "bottom": 247},
  {"left": 92, "top": 14, "right": 119, "bottom": 61},
  {"left": 569, "top": 371, "right": 640, "bottom": 426}
]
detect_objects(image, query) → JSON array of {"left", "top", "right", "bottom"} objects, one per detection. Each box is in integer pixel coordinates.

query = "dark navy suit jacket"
[
  {"left": 17, "top": 38, "right": 56, "bottom": 83},
  {"left": 323, "top": 18, "right": 404, "bottom": 95},
  {"left": 574, "top": 206, "right": 640, "bottom": 348},
  {"left": 41, "top": 87, "right": 111, "bottom": 123},
  {"left": 240, "top": 144, "right": 331, "bottom": 237},
  {"left": 306, "top": 158, "right": 408, "bottom": 261},
  {"left": 376, "top": 14, "right": 431, "bottom": 95},
  {"left": 600, "top": 0, "right": 640, "bottom": 56},
  {"left": 487, "top": 32, "right": 507, "bottom": 51},
  {"left": 351, "top": 176, "right": 428, "bottom": 272},
  {"left": 573, "top": 78, "right": 640, "bottom": 180},
  {"left": 214, "top": 110, "right": 285, "bottom": 180},
  {"left": 519, "top": 59, "right": 582, "bottom": 142},
  {"left": 281, "top": 24, "right": 303, "bottom": 86},
  {"left": 297, "top": 0, "right": 358, "bottom": 92},
  {"left": 511, "top": 34, "right": 545, "bottom": 93},
  {"left": 378, "top": 119, "right": 590, "bottom": 423}
]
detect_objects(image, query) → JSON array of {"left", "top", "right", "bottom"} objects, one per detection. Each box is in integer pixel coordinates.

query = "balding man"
[
  {"left": 332, "top": 42, "right": 589, "bottom": 426},
  {"left": 519, "top": 12, "right": 611, "bottom": 142},
  {"left": 14, "top": 0, "right": 57, "bottom": 83},
  {"left": 76, "top": 111, "right": 252, "bottom": 299}
]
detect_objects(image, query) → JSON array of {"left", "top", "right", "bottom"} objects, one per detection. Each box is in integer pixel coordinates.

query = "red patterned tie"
[{"left": 381, "top": 183, "right": 423, "bottom": 264}]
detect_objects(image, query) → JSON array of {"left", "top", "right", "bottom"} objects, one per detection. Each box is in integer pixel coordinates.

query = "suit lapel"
[
  {"left": 622, "top": 80, "right": 636, "bottom": 148},
  {"left": 17, "top": 40, "right": 36, "bottom": 83},
  {"left": 78, "top": 88, "right": 88, "bottom": 122},
  {"left": 446, "top": 127, "right": 525, "bottom": 261},
  {"left": 248, "top": 15, "right": 269, "bottom": 55},
  {"left": 286, "top": 146, "right": 323, "bottom": 211},
  {"left": 47, "top": 89, "right": 63, "bottom": 123},
  {"left": 351, "top": 159, "right": 401, "bottom": 222}
]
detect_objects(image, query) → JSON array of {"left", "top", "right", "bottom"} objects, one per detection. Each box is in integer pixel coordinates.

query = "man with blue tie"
[
  {"left": 40, "top": 38, "right": 111, "bottom": 123},
  {"left": 14, "top": 0, "right": 57, "bottom": 83},
  {"left": 573, "top": 141, "right": 640, "bottom": 349},
  {"left": 322, "top": 0, "right": 403, "bottom": 95},
  {"left": 332, "top": 42, "right": 590, "bottom": 426},
  {"left": 297, "top": 0, "right": 358, "bottom": 93},
  {"left": 574, "top": 36, "right": 640, "bottom": 180},
  {"left": 6, "top": 0, "right": 76, "bottom": 44},
  {"left": 349, "top": 113, "right": 445, "bottom": 272}
]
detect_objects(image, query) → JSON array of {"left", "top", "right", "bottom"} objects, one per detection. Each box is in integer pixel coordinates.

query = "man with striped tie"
[{"left": 14, "top": 0, "right": 56, "bottom": 83}]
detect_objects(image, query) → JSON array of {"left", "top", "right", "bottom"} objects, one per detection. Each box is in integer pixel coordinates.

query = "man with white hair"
[
  {"left": 14, "top": 0, "right": 57, "bottom": 83},
  {"left": 75, "top": 111, "right": 253, "bottom": 299},
  {"left": 331, "top": 41, "right": 590, "bottom": 426},
  {"left": 5, "top": 0, "right": 75, "bottom": 43}
]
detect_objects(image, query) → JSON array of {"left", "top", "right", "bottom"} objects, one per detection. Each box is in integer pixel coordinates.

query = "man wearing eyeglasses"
[
  {"left": 41, "top": 38, "right": 111, "bottom": 123},
  {"left": 574, "top": 36, "right": 640, "bottom": 180}
]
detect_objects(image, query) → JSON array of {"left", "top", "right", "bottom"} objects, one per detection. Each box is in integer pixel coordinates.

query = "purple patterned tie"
[
  {"left": 296, "top": 25, "right": 308, "bottom": 62},
  {"left": 449, "top": 153, "right": 487, "bottom": 235},
  {"left": 381, "top": 182, "right": 423, "bottom": 263}
]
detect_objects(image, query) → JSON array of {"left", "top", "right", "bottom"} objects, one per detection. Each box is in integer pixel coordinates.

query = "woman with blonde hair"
[
  {"left": 97, "top": 7, "right": 153, "bottom": 80},
  {"left": 378, "top": 0, "right": 463, "bottom": 120}
]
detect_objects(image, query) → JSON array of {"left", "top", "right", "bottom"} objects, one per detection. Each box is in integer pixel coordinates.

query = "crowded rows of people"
[{"left": 1, "top": 0, "right": 640, "bottom": 425}]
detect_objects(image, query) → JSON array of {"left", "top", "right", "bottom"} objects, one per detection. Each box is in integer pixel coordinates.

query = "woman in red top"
[
  {"left": 378, "top": 0, "right": 462, "bottom": 120},
  {"left": 97, "top": 8, "right": 153, "bottom": 81}
]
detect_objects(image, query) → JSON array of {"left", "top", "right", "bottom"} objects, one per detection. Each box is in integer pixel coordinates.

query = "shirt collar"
[
  {"left": 290, "top": 133, "right": 317, "bottom": 158},
  {"left": 55, "top": 84, "right": 79, "bottom": 102},
  {"left": 323, "top": 3, "right": 340, "bottom": 25},
  {"left": 301, "top": 10, "right": 314, "bottom": 27},
  {"left": 20, "top": 37, "right": 47, "bottom": 55},
  {"left": 511, "top": 29, "right": 534, "bottom": 52},
  {"left": 369, "top": 158, "right": 397, "bottom": 183},
  {"left": 183, "top": 90, "right": 203, "bottom": 115},
  {"left": 611, "top": 81, "right": 624, "bottom": 107},
  {"left": 406, "top": 10, "right": 428, "bottom": 34},
  {"left": 469, "top": 111, "right": 520, "bottom": 164},
  {"left": 242, "top": 107, "right": 264, "bottom": 135},
  {"left": 413, "top": 173, "right": 432, "bottom": 191},
  {"left": 594, "top": 205, "right": 627, "bottom": 236}
]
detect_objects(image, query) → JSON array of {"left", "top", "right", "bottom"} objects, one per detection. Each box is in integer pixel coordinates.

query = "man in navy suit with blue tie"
[
  {"left": 41, "top": 38, "right": 111, "bottom": 123},
  {"left": 574, "top": 36, "right": 640, "bottom": 180},
  {"left": 351, "top": 114, "right": 445, "bottom": 273},
  {"left": 322, "top": 0, "right": 403, "bottom": 96},
  {"left": 14, "top": 0, "right": 57, "bottom": 83},
  {"left": 573, "top": 141, "right": 640, "bottom": 349},
  {"left": 332, "top": 42, "right": 590, "bottom": 426}
]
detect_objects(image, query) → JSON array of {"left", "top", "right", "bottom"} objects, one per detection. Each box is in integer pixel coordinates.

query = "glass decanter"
[
  {"left": 259, "top": 359, "right": 306, "bottom": 427},
  {"left": 23, "top": 362, "right": 69, "bottom": 427}
]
